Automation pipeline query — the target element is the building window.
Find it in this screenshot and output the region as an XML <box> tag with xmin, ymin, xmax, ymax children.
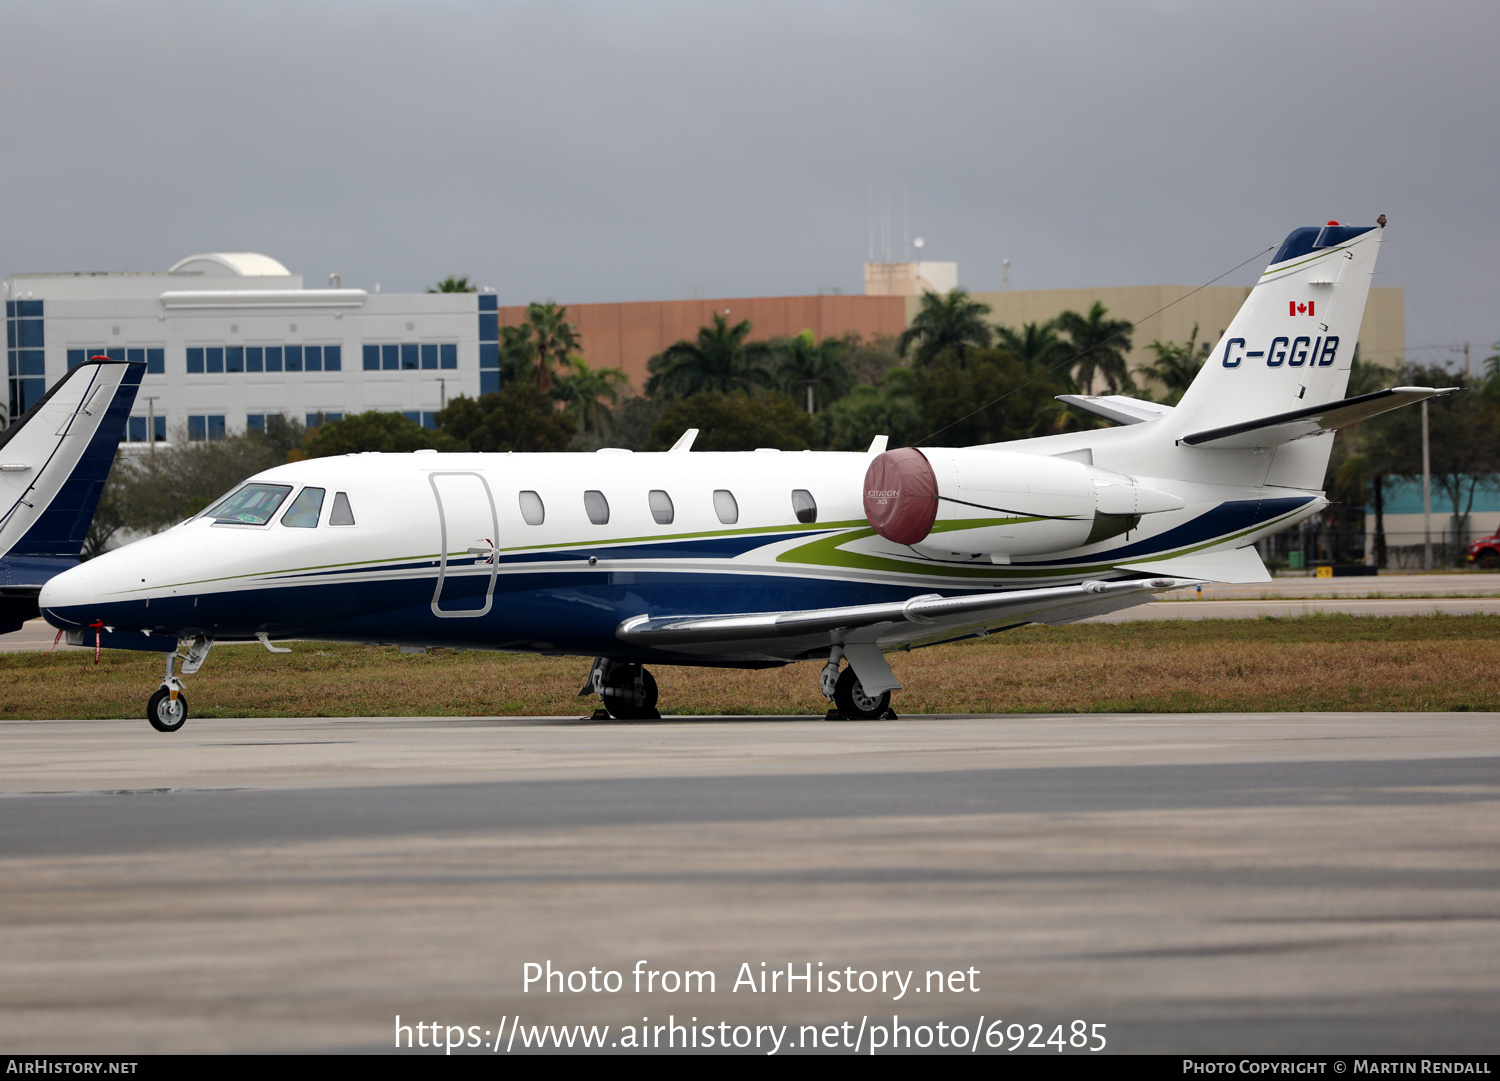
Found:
<box><xmin>187</xmin><ymin>415</ymin><xmax>226</xmax><ymax>441</ymax></box>
<box><xmin>305</xmin><ymin>412</ymin><xmax>343</xmax><ymax>428</ymax></box>
<box><xmin>127</xmin><ymin>416</ymin><xmax>167</xmax><ymax>443</ymax></box>
<box><xmin>188</xmin><ymin>343</ymin><xmax>338</xmax><ymax>374</ymax></box>
<box><xmin>480</xmin><ymin>371</ymin><xmax>500</xmax><ymax>395</ymax></box>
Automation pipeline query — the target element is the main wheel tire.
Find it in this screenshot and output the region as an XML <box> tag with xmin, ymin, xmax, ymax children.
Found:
<box><xmin>1479</xmin><ymin>550</ymin><xmax>1500</xmax><ymax>570</ymax></box>
<box><xmin>147</xmin><ymin>687</ymin><xmax>188</xmax><ymax>733</ymax></box>
<box><xmin>833</xmin><ymin>667</ymin><xmax>890</xmax><ymax>720</ymax></box>
<box><xmin>601</xmin><ymin>664</ymin><xmax>659</xmax><ymax>720</ymax></box>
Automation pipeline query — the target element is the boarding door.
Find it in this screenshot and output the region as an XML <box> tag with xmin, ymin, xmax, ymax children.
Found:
<box><xmin>429</xmin><ymin>472</ymin><xmax>499</xmax><ymax>618</ymax></box>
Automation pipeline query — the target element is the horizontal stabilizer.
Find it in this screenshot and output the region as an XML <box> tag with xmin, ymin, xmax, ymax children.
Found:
<box><xmin>1117</xmin><ymin>545</ymin><xmax>1271</xmax><ymax>584</ymax></box>
<box><xmin>1057</xmin><ymin>394</ymin><xmax>1175</xmax><ymax>426</ymax></box>
<box><xmin>1180</xmin><ymin>386</ymin><xmax>1459</xmax><ymax>449</ymax></box>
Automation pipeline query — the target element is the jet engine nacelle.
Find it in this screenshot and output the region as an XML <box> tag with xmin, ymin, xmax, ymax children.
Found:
<box><xmin>863</xmin><ymin>446</ymin><xmax>1184</xmax><ymax>558</ymax></box>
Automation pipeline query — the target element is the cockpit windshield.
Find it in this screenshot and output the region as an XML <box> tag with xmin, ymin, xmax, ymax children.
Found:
<box><xmin>207</xmin><ymin>483</ymin><xmax>294</xmax><ymax>526</ymax></box>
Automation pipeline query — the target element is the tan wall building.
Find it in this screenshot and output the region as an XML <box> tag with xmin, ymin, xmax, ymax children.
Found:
<box><xmin>492</xmin><ymin>284</ymin><xmax>1403</xmax><ymax>397</ymax></box>
<box><xmin>946</xmin><ymin>284</ymin><xmax>1406</xmax><ymax>386</ymax></box>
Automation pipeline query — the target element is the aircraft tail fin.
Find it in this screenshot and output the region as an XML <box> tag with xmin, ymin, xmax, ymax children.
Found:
<box><xmin>0</xmin><ymin>357</ymin><xmax>143</xmax><ymax>562</ymax></box>
<box><xmin>1169</xmin><ymin>221</ymin><xmax>1384</xmax><ymax>441</ymax></box>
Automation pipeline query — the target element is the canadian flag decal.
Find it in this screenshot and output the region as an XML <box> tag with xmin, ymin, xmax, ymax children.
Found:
<box><xmin>1290</xmin><ymin>300</ymin><xmax>1315</xmax><ymax>317</ymax></box>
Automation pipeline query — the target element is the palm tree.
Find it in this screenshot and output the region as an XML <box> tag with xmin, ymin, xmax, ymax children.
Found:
<box><xmin>427</xmin><ymin>275</ymin><xmax>477</xmax><ymax>294</ymax></box>
<box><xmin>1137</xmin><ymin>323</ymin><xmax>1212</xmax><ymax>403</ymax></box>
<box><xmin>645</xmin><ymin>313</ymin><xmax>775</xmax><ymax>399</ymax></box>
<box><xmin>552</xmin><ymin>357</ymin><xmax>629</xmax><ymax>435</ymax></box>
<box><xmin>523</xmin><ymin>301</ymin><xmax>581</xmax><ymax>393</ymax></box>
<box><xmin>1054</xmin><ymin>302</ymin><xmax>1134</xmax><ymax>394</ymax></box>
<box><xmin>898</xmin><ymin>289</ymin><xmax>993</xmax><ymax>367</ymax></box>
<box><xmin>497</xmin><ymin>323</ymin><xmax>537</xmax><ymax>385</ymax></box>
<box><xmin>993</xmin><ymin>321</ymin><xmax>1073</xmax><ymax>378</ymax></box>
<box><xmin>774</xmin><ymin>330</ymin><xmax>854</xmax><ymax>414</ymax></box>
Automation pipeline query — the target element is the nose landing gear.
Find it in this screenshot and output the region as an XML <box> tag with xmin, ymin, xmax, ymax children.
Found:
<box><xmin>145</xmin><ymin>636</ymin><xmax>212</xmax><ymax>733</ymax></box>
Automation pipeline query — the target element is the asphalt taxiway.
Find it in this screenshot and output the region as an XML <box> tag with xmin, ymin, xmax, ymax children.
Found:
<box><xmin>3</xmin><ymin>711</ymin><xmax>1498</xmax><ymax>1054</ymax></box>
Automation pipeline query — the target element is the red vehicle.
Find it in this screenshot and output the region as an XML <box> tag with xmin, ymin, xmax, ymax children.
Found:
<box><xmin>1468</xmin><ymin>533</ymin><xmax>1500</xmax><ymax>569</ymax></box>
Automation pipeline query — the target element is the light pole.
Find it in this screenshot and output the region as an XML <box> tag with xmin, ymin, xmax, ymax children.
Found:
<box><xmin>1422</xmin><ymin>399</ymin><xmax>1432</xmax><ymax>570</ymax></box>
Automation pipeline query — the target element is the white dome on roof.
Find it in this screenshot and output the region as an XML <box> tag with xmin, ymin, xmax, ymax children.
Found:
<box><xmin>168</xmin><ymin>253</ymin><xmax>292</xmax><ymax>277</ymax></box>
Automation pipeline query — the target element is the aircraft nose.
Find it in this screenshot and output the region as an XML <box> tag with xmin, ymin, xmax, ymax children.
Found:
<box><xmin>39</xmin><ymin>562</ymin><xmax>96</xmax><ymax>622</ymax></box>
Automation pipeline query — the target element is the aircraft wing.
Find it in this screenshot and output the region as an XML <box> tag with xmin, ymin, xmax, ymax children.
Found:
<box><xmin>1180</xmin><ymin>386</ymin><xmax>1459</xmax><ymax>449</ymax></box>
<box><xmin>616</xmin><ymin>577</ymin><xmax>1193</xmax><ymax>693</ymax></box>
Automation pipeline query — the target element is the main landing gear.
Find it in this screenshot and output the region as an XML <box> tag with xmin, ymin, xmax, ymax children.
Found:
<box><xmin>821</xmin><ymin>646</ymin><xmax>898</xmax><ymax>721</ymax></box>
<box><xmin>146</xmin><ymin>636</ymin><xmax>212</xmax><ymax>733</ymax></box>
<box><xmin>581</xmin><ymin>657</ymin><xmax>661</xmax><ymax>720</ymax></box>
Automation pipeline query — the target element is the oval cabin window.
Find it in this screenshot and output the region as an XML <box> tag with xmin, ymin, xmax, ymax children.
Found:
<box><xmin>648</xmin><ymin>490</ymin><xmax>674</xmax><ymax>525</ymax></box>
<box><xmin>713</xmin><ymin>489</ymin><xmax>738</xmax><ymax>525</ymax></box>
<box><xmin>584</xmin><ymin>490</ymin><xmax>610</xmax><ymax>525</ymax></box>
<box><xmin>791</xmin><ymin>489</ymin><xmax>817</xmax><ymax>524</ymax></box>
<box><xmin>518</xmin><ymin>491</ymin><xmax>545</xmax><ymax>526</ymax></box>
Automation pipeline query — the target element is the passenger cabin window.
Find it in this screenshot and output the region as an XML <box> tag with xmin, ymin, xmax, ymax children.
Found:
<box><xmin>648</xmin><ymin>489</ymin><xmax>674</xmax><ymax>525</ymax></box>
<box><xmin>329</xmin><ymin>491</ymin><xmax>356</xmax><ymax>526</ymax></box>
<box><xmin>584</xmin><ymin>490</ymin><xmax>610</xmax><ymax>525</ymax></box>
<box><xmin>519</xmin><ymin>491</ymin><xmax>545</xmax><ymax>525</ymax></box>
<box><xmin>713</xmin><ymin>489</ymin><xmax>738</xmax><ymax>525</ymax></box>
<box><xmin>791</xmin><ymin>489</ymin><xmax>817</xmax><ymax>524</ymax></box>
<box><xmin>281</xmin><ymin>487</ymin><xmax>326</xmax><ymax>528</ymax></box>
<box><xmin>209</xmin><ymin>483</ymin><xmax>292</xmax><ymax>526</ymax></box>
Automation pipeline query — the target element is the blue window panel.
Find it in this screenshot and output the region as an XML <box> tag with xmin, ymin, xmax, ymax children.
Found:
<box><xmin>188</xmin><ymin>415</ymin><xmax>206</xmax><ymax>441</ymax></box>
<box><xmin>324</xmin><ymin>345</ymin><xmax>341</xmax><ymax>371</ymax></box>
<box><xmin>421</xmin><ymin>343</ymin><xmax>438</xmax><ymax>370</ymax></box>
<box><xmin>363</xmin><ymin>345</ymin><xmax>380</xmax><ymax>371</ymax></box>
<box><xmin>306</xmin><ymin>412</ymin><xmax>344</xmax><ymax>428</ymax></box>
<box><xmin>20</xmin><ymin>351</ymin><xmax>45</xmax><ymax>376</ymax></box>
<box><xmin>421</xmin><ymin>411</ymin><xmax>437</xmax><ymax>429</ymax></box>
<box><xmin>285</xmin><ymin>346</ymin><xmax>303</xmax><ymax>372</ymax></box>
<box><xmin>246</xmin><ymin>414</ymin><xmax>265</xmax><ymax>432</ymax></box>
<box><xmin>381</xmin><ymin>344</ymin><xmax>399</xmax><ymax>371</ymax></box>
<box><xmin>400</xmin><ymin>343</ymin><xmax>418</xmax><ymax>370</ymax></box>
<box><xmin>305</xmin><ymin>345</ymin><xmax>322</xmax><ymax>372</ymax></box>
<box><xmin>153</xmin><ymin>416</ymin><xmax>166</xmax><ymax>442</ymax></box>
<box><xmin>479</xmin><ymin>342</ymin><xmax>499</xmax><ymax>369</ymax></box>
<box><xmin>6</xmin><ymin>351</ymin><xmax>13</xmax><ymax>376</ymax></box>
<box><xmin>327</xmin><ymin>413</ymin><xmax>342</xmax><ymax>423</ymax></box>
<box><xmin>207</xmin><ymin>415</ymin><xmax>225</xmax><ymax>441</ymax></box>
<box><xmin>128</xmin><ymin>417</ymin><xmax>146</xmax><ymax>442</ymax></box>
<box><xmin>67</xmin><ymin>349</ymin><xmax>85</xmax><ymax>370</ymax></box>
<box><xmin>402</xmin><ymin>411</ymin><xmax>420</xmax><ymax>425</ymax></box>
<box><xmin>5</xmin><ymin>322</ymin><xmax>13</xmax><ymax>349</ymax></box>
<box><xmin>441</xmin><ymin>342</ymin><xmax>458</xmax><ymax>369</ymax></box>
<box><xmin>4</xmin><ymin>302</ymin><xmax>12</xmax><ymax>317</ymax></box>
<box><xmin>480</xmin><ymin>371</ymin><xmax>501</xmax><ymax>395</ymax></box>
<box><xmin>246</xmin><ymin>347</ymin><xmax>263</xmax><ymax>373</ymax></box>
<box><xmin>187</xmin><ymin>348</ymin><xmax>204</xmax><ymax>374</ymax></box>
<box><xmin>17</xmin><ymin>300</ymin><xmax>42</xmax><ymax>318</ymax></box>
<box><xmin>147</xmin><ymin>348</ymin><xmax>164</xmax><ymax>374</ymax></box>
<box><xmin>478</xmin><ymin>312</ymin><xmax>498</xmax><ymax>342</ymax></box>
<box><xmin>105</xmin><ymin>348</ymin><xmax>125</xmax><ymax>361</ymax></box>
<box><xmin>16</xmin><ymin>321</ymin><xmax>44</xmax><ymax>348</ymax></box>
<box><xmin>265</xmin><ymin>346</ymin><xmax>283</xmax><ymax>372</ymax></box>
<box><xmin>11</xmin><ymin>377</ymin><xmax>45</xmax><ymax>416</ymax></box>
<box><xmin>206</xmin><ymin>347</ymin><xmax>224</xmax><ymax>374</ymax></box>
<box><xmin>478</xmin><ymin>294</ymin><xmax>497</xmax><ymax>312</ymax></box>
<box><xmin>226</xmin><ymin>347</ymin><xmax>244</xmax><ymax>373</ymax></box>
<box><xmin>127</xmin><ymin>348</ymin><xmax>145</xmax><ymax>365</ymax></box>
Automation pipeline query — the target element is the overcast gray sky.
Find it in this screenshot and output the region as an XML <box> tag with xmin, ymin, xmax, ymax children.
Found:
<box><xmin>2</xmin><ymin>1</ymin><xmax>1494</xmax><ymax>367</ymax></box>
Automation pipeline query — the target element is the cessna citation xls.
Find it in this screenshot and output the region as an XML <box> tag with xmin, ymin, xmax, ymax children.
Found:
<box><xmin>41</xmin><ymin>220</ymin><xmax>1453</xmax><ymax>731</ymax></box>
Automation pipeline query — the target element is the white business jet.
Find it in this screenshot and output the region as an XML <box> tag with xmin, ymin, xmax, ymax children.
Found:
<box><xmin>0</xmin><ymin>357</ymin><xmax>142</xmax><ymax>632</ymax></box>
<box><xmin>40</xmin><ymin>220</ymin><xmax>1452</xmax><ymax>731</ymax></box>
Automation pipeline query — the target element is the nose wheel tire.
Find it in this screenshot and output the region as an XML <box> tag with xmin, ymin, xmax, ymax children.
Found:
<box><xmin>147</xmin><ymin>687</ymin><xmax>188</xmax><ymax>733</ymax></box>
<box><xmin>833</xmin><ymin>667</ymin><xmax>891</xmax><ymax>720</ymax></box>
<box><xmin>601</xmin><ymin>664</ymin><xmax>660</xmax><ymax>720</ymax></box>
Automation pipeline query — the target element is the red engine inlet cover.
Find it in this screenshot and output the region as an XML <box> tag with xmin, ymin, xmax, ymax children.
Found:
<box><xmin>863</xmin><ymin>447</ymin><xmax>939</xmax><ymax>545</ymax></box>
